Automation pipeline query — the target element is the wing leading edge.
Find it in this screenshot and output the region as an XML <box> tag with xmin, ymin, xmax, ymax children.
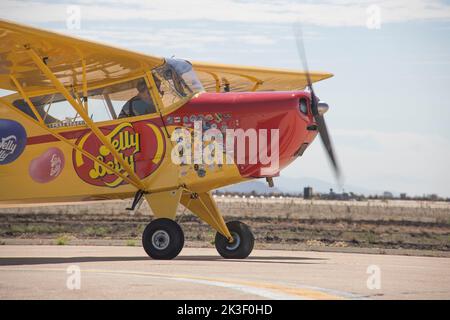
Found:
<box><xmin>0</xmin><ymin>19</ymin><xmax>164</xmax><ymax>95</ymax></box>
<box><xmin>0</xmin><ymin>20</ymin><xmax>332</xmax><ymax>95</ymax></box>
<box><xmin>192</xmin><ymin>61</ymin><xmax>333</xmax><ymax>92</ymax></box>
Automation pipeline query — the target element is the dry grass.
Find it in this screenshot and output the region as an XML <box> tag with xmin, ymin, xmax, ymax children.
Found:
<box><xmin>0</xmin><ymin>197</ymin><xmax>449</xmax><ymax>252</ymax></box>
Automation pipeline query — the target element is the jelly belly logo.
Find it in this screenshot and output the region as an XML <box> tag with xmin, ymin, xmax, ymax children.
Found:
<box><xmin>73</xmin><ymin>122</ymin><xmax>165</xmax><ymax>187</ymax></box>
<box><xmin>0</xmin><ymin>119</ymin><xmax>27</xmax><ymax>165</ymax></box>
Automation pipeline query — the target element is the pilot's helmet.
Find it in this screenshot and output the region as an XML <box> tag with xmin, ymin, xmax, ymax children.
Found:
<box><xmin>137</xmin><ymin>77</ymin><xmax>161</xmax><ymax>93</ymax></box>
<box><xmin>137</xmin><ymin>79</ymin><xmax>147</xmax><ymax>93</ymax></box>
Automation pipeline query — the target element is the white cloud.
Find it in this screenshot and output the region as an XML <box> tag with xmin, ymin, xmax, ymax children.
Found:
<box><xmin>54</xmin><ymin>27</ymin><xmax>278</xmax><ymax>54</ymax></box>
<box><xmin>0</xmin><ymin>0</ymin><xmax>449</xmax><ymax>27</ymax></box>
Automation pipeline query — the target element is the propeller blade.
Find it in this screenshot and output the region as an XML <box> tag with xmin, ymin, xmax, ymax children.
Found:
<box><xmin>293</xmin><ymin>21</ymin><xmax>341</xmax><ymax>182</ymax></box>
<box><xmin>315</xmin><ymin>114</ymin><xmax>341</xmax><ymax>180</ymax></box>
<box><xmin>293</xmin><ymin>23</ymin><xmax>318</xmax><ymax>115</ymax></box>
<box><xmin>294</xmin><ymin>23</ymin><xmax>312</xmax><ymax>90</ymax></box>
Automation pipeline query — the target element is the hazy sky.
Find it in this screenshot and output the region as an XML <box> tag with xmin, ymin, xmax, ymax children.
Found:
<box><xmin>1</xmin><ymin>0</ymin><xmax>450</xmax><ymax>196</ymax></box>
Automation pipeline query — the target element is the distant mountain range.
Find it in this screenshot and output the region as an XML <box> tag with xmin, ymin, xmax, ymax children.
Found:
<box><xmin>218</xmin><ymin>175</ymin><xmax>383</xmax><ymax>196</ymax></box>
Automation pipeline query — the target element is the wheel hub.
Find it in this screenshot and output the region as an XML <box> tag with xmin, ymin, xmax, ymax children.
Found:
<box><xmin>151</xmin><ymin>230</ymin><xmax>170</xmax><ymax>250</ymax></box>
<box><xmin>226</xmin><ymin>232</ymin><xmax>241</xmax><ymax>251</ymax></box>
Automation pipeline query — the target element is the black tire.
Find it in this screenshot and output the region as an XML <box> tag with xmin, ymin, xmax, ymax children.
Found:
<box><xmin>215</xmin><ymin>221</ymin><xmax>254</xmax><ymax>259</ymax></box>
<box><xmin>142</xmin><ymin>218</ymin><xmax>184</xmax><ymax>260</ymax></box>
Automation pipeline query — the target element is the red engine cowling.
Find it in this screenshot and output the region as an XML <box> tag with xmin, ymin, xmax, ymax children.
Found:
<box><xmin>169</xmin><ymin>91</ymin><xmax>319</xmax><ymax>178</ymax></box>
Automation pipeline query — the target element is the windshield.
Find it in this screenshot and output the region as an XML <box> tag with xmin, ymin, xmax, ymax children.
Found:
<box><xmin>11</xmin><ymin>59</ymin><xmax>204</xmax><ymax>127</ymax></box>
<box><xmin>166</xmin><ymin>58</ymin><xmax>204</xmax><ymax>93</ymax></box>
<box><xmin>152</xmin><ymin>58</ymin><xmax>204</xmax><ymax>108</ymax></box>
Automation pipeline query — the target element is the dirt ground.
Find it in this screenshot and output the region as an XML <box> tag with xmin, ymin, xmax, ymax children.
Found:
<box><xmin>0</xmin><ymin>197</ymin><xmax>449</xmax><ymax>256</ymax></box>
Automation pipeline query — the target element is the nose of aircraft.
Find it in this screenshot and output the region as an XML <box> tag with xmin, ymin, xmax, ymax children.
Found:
<box><xmin>181</xmin><ymin>91</ymin><xmax>318</xmax><ymax>178</ymax></box>
<box><xmin>231</xmin><ymin>91</ymin><xmax>318</xmax><ymax>178</ymax></box>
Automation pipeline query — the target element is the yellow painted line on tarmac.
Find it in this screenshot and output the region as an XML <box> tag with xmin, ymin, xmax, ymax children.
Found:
<box><xmin>0</xmin><ymin>267</ymin><xmax>346</xmax><ymax>300</ymax></box>
<box><xmin>149</xmin><ymin>272</ymin><xmax>344</xmax><ymax>300</ymax></box>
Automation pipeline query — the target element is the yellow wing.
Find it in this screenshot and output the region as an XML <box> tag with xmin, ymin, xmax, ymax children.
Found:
<box><xmin>0</xmin><ymin>19</ymin><xmax>164</xmax><ymax>95</ymax></box>
<box><xmin>0</xmin><ymin>19</ymin><xmax>332</xmax><ymax>96</ymax></box>
<box><xmin>192</xmin><ymin>61</ymin><xmax>333</xmax><ymax>92</ymax></box>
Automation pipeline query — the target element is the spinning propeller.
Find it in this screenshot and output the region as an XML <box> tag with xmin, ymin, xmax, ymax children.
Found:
<box><xmin>294</xmin><ymin>24</ymin><xmax>342</xmax><ymax>182</ymax></box>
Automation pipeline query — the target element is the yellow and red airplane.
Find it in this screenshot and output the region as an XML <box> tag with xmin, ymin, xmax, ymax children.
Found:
<box><xmin>0</xmin><ymin>20</ymin><xmax>339</xmax><ymax>259</ymax></box>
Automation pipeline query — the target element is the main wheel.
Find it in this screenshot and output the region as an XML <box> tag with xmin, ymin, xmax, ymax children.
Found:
<box><xmin>142</xmin><ymin>218</ymin><xmax>184</xmax><ymax>260</ymax></box>
<box><xmin>215</xmin><ymin>221</ymin><xmax>254</xmax><ymax>259</ymax></box>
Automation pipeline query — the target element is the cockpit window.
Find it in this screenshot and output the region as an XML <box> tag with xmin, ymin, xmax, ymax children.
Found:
<box><xmin>10</xmin><ymin>59</ymin><xmax>204</xmax><ymax>127</ymax></box>
<box><xmin>166</xmin><ymin>58</ymin><xmax>204</xmax><ymax>93</ymax></box>
<box><xmin>12</xmin><ymin>77</ymin><xmax>158</xmax><ymax>127</ymax></box>
<box><xmin>152</xmin><ymin>58</ymin><xmax>204</xmax><ymax>109</ymax></box>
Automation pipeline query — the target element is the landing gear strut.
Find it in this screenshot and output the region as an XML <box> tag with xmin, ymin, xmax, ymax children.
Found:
<box><xmin>215</xmin><ymin>221</ymin><xmax>254</xmax><ymax>259</ymax></box>
<box><xmin>142</xmin><ymin>218</ymin><xmax>184</xmax><ymax>260</ymax></box>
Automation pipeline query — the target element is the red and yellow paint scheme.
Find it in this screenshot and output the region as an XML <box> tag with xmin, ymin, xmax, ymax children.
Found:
<box><xmin>0</xmin><ymin>20</ymin><xmax>333</xmax><ymax>259</ymax></box>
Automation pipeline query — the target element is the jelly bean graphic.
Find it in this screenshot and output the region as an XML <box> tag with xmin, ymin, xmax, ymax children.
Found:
<box><xmin>29</xmin><ymin>147</ymin><xmax>65</xmax><ymax>183</ymax></box>
<box><xmin>0</xmin><ymin>119</ymin><xmax>27</xmax><ymax>165</ymax></box>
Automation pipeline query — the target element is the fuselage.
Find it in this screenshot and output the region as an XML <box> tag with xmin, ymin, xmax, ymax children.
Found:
<box><xmin>0</xmin><ymin>90</ymin><xmax>318</xmax><ymax>203</ymax></box>
<box><xmin>170</xmin><ymin>91</ymin><xmax>318</xmax><ymax>178</ymax></box>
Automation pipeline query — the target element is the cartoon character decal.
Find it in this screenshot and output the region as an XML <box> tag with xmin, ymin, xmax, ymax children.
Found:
<box><xmin>73</xmin><ymin>121</ymin><xmax>165</xmax><ymax>188</ymax></box>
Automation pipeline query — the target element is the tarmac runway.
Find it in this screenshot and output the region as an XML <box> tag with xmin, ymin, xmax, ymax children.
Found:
<box><xmin>0</xmin><ymin>245</ymin><xmax>449</xmax><ymax>299</ymax></box>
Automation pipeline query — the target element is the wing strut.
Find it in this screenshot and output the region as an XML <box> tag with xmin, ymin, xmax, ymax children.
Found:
<box><xmin>81</xmin><ymin>58</ymin><xmax>88</xmax><ymax>113</ymax></box>
<box><xmin>0</xmin><ymin>96</ymin><xmax>142</xmax><ymax>188</ymax></box>
<box><xmin>180</xmin><ymin>191</ymin><xmax>233</xmax><ymax>241</ymax></box>
<box><xmin>9</xmin><ymin>75</ymin><xmax>45</xmax><ymax>125</ymax></box>
<box><xmin>202</xmin><ymin>71</ymin><xmax>221</xmax><ymax>92</ymax></box>
<box><xmin>26</xmin><ymin>47</ymin><xmax>147</xmax><ymax>190</ymax></box>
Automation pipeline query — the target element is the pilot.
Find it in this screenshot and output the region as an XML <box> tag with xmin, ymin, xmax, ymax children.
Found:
<box><xmin>118</xmin><ymin>79</ymin><xmax>161</xmax><ymax>118</ymax></box>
